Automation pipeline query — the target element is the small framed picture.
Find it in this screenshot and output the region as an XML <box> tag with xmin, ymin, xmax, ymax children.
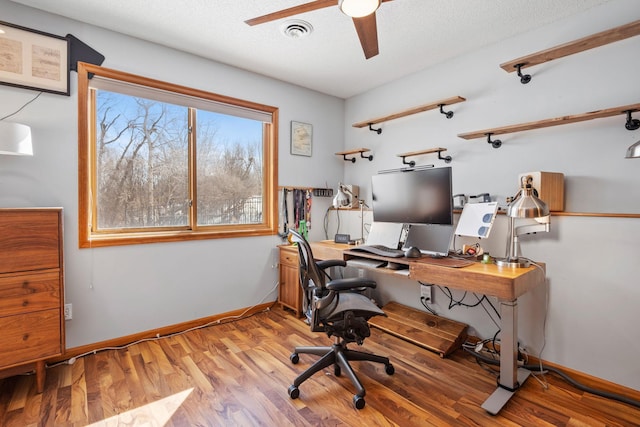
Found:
<box><xmin>0</xmin><ymin>21</ymin><xmax>70</xmax><ymax>96</ymax></box>
<box><xmin>291</xmin><ymin>121</ymin><xmax>312</xmax><ymax>157</ymax></box>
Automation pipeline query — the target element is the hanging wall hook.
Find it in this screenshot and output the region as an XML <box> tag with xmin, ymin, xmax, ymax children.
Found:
<box><xmin>515</xmin><ymin>63</ymin><xmax>532</xmax><ymax>84</ymax></box>
<box><xmin>624</xmin><ymin>110</ymin><xmax>640</xmax><ymax>131</ymax></box>
<box><xmin>368</xmin><ymin>123</ymin><xmax>382</xmax><ymax>134</ymax></box>
<box><xmin>439</xmin><ymin>104</ymin><xmax>454</xmax><ymax>119</ymax></box>
<box><xmin>486</xmin><ymin>133</ymin><xmax>502</xmax><ymax>149</ymax></box>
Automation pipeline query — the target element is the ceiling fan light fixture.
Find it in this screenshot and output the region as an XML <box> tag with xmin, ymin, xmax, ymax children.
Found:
<box><xmin>339</xmin><ymin>0</ymin><xmax>381</xmax><ymax>18</ymax></box>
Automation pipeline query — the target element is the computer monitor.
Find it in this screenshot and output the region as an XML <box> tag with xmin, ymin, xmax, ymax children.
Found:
<box><xmin>371</xmin><ymin>167</ymin><xmax>453</xmax><ymax>225</ymax></box>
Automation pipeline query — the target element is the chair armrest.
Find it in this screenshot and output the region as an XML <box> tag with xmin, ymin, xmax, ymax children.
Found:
<box><xmin>326</xmin><ymin>277</ymin><xmax>377</xmax><ymax>291</ymax></box>
<box><xmin>317</xmin><ymin>259</ymin><xmax>347</xmax><ymax>270</ymax></box>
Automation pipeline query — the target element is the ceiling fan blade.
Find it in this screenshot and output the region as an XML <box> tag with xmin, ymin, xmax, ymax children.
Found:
<box><xmin>352</xmin><ymin>13</ymin><xmax>379</xmax><ymax>59</ymax></box>
<box><xmin>245</xmin><ymin>0</ymin><xmax>338</xmax><ymax>26</ymax></box>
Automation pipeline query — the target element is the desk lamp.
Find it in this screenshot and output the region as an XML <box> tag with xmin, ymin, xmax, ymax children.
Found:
<box><xmin>0</xmin><ymin>122</ymin><xmax>33</xmax><ymax>156</ymax></box>
<box><xmin>496</xmin><ymin>176</ymin><xmax>550</xmax><ymax>268</ymax></box>
<box><xmin>626</xmin><ymin>139</ymin><xmax>640</xmax><ymax>158</ymax></box>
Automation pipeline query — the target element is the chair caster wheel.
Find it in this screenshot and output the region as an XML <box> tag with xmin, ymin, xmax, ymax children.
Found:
<box><xmin>334</xmin><ymin>365</ymin><xmax>341</xmax><ymax>376</ymax></box>
<box><xmin>385</xmin><ymin>364</ymin><xmax>395</xmax><ymax>375</ymax></box>
<box><xmin>288</xmin><ymin>385</ymin><xmax>299</xmax><ymax>399</ymax></box>
<box><xmin>290</xmin><ymin>353</ymin><xmax>299</xmax><ymax>364</ymax></box>
<box><xmin>353</xmin><ymin>395</ymin><xmax>366</xmax><ymax>409</ymax></box>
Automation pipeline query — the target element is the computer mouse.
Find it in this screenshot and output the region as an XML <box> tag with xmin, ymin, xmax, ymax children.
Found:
<box><xmin>404</xmin><ymin>246</ymin><xmax>422</xmax><ymax>258</ymax></box>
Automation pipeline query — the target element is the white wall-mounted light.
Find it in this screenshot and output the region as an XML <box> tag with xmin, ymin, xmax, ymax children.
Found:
<box><xmin>339</xmin><ymin>0</ymin><xmax>381</xmax><ymax>18</ymax></box>
<box><xmin>0</xmin><ymin>122</ymin><xmax>33</xmax><ymax>156</ymax></box>
<box><xmin>625</xmin><ymin>139</ymin><xmax>640</xmax><ymax>159</ymax></box>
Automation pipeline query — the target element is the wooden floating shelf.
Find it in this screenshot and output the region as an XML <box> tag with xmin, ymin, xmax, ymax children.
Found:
<box><xmin>397</xmin><ymin>147</ymin><xmax>451</xmax><ymax>165</ymax></box>
<box><xmin>501</xmin><ymin>19</ymin><xmax>640</xmax><ymax>72</ymax></box>
<box><xmin>352</xmin><ymin>96</ymin><xmax>466</xmax><ymax>128</ymax></box>
<box><xmin>335</xmin><ymin>147</ymin><xmax>373</xmax><ymax>163</ymax></box>
<box><xmin>458</xmin><ymin>102</ymin><xmax>640</xmax><ymax>140</ymax></box>
<box><xmin>397</xmin><ymin>147</ymin><xmax>447</xmax><ymax>158</ymax></box>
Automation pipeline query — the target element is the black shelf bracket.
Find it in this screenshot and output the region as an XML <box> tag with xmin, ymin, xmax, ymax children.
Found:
<box><xmin>624</xmin><ymin>110</ymin><xmax>640</xmax><ymax>131</ymax></box>
<box><xmin>360</xmin><ymin>151</ymin><xmax>374</xmax><ymax>161</ymax></box>
<box><xmin>486</xmin><ymin>133</ymin><xmax>502</xmax><ymax>149</ymax></box>
<box><xmin>439</xmin><ymin>104</ymin><xmax>454</xmax><ymax>119</ymax></box>
<box><xmin>368</xmin><ymin>123</ymin><xmax>382</xmax><ymax>134</ymax></box>
<box><xmin>341</xmin><ymin>154</ymin><xmax>357</xmax><ymax>163</ymax></box>
<box><xmin>400</xmin><ymin>155</ymin><xmax>416</xmax><ymax>168</ymax></box>
<box><xmin>515</xmin><ymin>63</ymin><xmax>532</xmax><ymax>84</ymax></box>
<box><xmin>438</xmin><ymin>150</ymin><xmax>452</xmax><ymax>163</ymax></box>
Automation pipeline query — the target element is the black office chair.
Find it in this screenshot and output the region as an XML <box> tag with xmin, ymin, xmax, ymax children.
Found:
<box><xmin>287</xmin><ymin>229</ymin><xmax>394</xmax><ymax>409</ymax></box>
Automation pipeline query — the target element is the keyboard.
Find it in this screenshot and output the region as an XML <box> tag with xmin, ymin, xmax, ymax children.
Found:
<box><xmin>350</xmin><ymin>244</ymin><xmax>405</xmax><ymax>258</ymax></box>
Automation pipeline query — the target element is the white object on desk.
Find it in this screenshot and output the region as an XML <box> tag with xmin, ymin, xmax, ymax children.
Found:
<box><xmin>455</xmin><ymin>202</ymin><xmax>498</xmax><ymax>238</ymax></box>
<box><xmin>365</xmin><ymin>221</ymin><xmax>403</xmax><ymax>248</ymax></box>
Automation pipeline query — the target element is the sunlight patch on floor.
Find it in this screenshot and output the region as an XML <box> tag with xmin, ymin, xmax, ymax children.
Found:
<box><xmin>87</xmin><ymin>388</ymin><xmax>193</xmax><ymax>426</ymax></box>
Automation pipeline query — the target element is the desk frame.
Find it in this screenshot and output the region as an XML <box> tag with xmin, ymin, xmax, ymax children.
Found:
<box><xmin>310</xmin><ymin>241</ymin><xmax>545</xmax><ymax>415</ymax></box>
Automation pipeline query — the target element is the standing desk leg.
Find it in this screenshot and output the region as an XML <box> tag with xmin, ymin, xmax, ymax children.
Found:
<box><xmin>481</xmin><ymin>299</ymin><xmax>531</xmax><ymax>415</ymax></box>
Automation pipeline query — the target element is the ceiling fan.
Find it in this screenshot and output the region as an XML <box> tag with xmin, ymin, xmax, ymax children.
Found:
<box><xmin>245</xmin><ymin>0</ymin><xmax>394</xmax><ymax>59</ymax></box>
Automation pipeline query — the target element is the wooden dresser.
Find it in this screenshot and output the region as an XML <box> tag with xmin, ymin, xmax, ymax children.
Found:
<box><xmin>278</xmin><ymin>244</ymin><xmax>302</xmax><ymax>317</ymax></box>
<box><xmin>0</xmin><ymin>208</ymin><xmax>65</xmax><ymax>392</ymax></box>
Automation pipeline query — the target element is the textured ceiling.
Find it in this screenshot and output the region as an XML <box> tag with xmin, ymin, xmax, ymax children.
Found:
<box><xmin>11</xmin><ymin>0</ymin><xmax>612</xmax><ymax>98</ymax></box>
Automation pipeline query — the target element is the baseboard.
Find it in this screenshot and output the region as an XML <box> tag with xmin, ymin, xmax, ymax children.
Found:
<box><xmin>49</xmin><ymin>302</ymin><xmax>274</xmax><ymax>364</ymax></box>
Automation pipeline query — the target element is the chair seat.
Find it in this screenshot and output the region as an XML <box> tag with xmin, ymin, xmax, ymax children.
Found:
<box><xmin>320</xmin><ymin>292</ymin><xmax>385</xmax><ymax>322</ymax></box>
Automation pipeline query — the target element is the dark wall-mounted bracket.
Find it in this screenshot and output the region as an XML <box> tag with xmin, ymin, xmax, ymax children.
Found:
<box><xmin>624</xmin><ymin>110</ymin><xmax>640</xmax><ymax>131</ymax></box>
<box><xmin>439</xmin><ymin>104</ymin><xmax>454</xmax><ymax>119</ymax></box>
<box><xmin>515</xmin><ymin>63</ymin><xmax>532</xmax><ymax>84</ymax></box>
<box><xmin>438</xmin><ymin>150</ymin><xmax>452</xmax><ymax>163</ymax></box>
<box><xmin>368</xmin><ymin>123</ymin><xmax>382</xmax><ymax>134</ymax></box>
<box><xmin>400</xmin><ymin>155</ymin><xmax>416</xmax><ymax>168</ymax></box>
<box><xmin>486</xmin><ymin>133</ymin><xmax>502</xmax><ymax>149</ymax></box>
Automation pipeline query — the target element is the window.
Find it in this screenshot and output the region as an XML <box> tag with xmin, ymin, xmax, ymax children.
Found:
<box><xmin>78</xmin><ymin>63</ymin><xmax>278</xmax><ymax>247</ymax></box>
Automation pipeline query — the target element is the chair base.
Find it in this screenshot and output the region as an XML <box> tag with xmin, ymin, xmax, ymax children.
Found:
<box><xmin>288</xmin><ymin>340</ymin><xmax>395</xmax><ymax>409</ymax></box>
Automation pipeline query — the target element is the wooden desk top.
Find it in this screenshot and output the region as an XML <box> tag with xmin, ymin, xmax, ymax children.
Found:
<box><xmin>308</xmin><ymin>240</ymin><xmax>545</xmax><ymax>301</ymax></box>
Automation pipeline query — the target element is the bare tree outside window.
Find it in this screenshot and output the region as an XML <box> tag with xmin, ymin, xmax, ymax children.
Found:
<box><xmin>95</xmin><ymin>92</ymin><xmax>265</xmax><ymax>231</ymax></box>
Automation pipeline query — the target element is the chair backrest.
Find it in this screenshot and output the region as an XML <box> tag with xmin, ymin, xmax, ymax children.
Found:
<box><xmin>288</xmin><ymin>229</ymin><xmax>332</xmax><ymax>330</ymax></box>
<box><xmin>288</xmin><ymin>229</ymin><xmax>326</xmax><ymax>294</ymax></box>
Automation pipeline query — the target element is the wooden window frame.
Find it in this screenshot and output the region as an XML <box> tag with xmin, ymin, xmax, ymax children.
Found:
<box><xmin>77</xmin><ymin>62</ymin><xmax>279</xmax><ymax>248</ymax></box>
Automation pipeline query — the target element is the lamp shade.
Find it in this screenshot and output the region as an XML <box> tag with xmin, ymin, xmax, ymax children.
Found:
<box><xmin>507</xmin><ymin>185</ymin><xmax>549</xmax><ymax>218</ymax></box>
<box><xmin>0</xmin><ymin>122</ymin><xmax>33</xmax><ymax>156</ymax></box>
<box><xmin>339</xmin><ymin>0</ymin><xmax>381</xmax><ymax>18</ymax></box>
<box><xmin>625</xmin><ymin>139</ymin><xmax>640</xmax><ymax>159</ymax></box>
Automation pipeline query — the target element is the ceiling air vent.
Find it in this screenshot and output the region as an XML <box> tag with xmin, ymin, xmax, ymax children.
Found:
<box><xmin>281</xmin><ymin>20</ymin><xmax>313</xmax><ymax>39</ymax></box>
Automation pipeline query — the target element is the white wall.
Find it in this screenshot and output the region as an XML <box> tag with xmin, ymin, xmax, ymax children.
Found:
<box><xmin>0</xmin><ymin>1</ymin><xmax>344</xmax><ymax>347</ymax></box>
<box><xmin>341</xmin><ymin>0</ymin><xmax>640</xmax><ymax>391</ymax></box>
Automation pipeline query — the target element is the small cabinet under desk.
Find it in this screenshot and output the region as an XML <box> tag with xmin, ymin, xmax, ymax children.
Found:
<box><xmin>0</xmin><ymin>208</ymin><xmax>65</xmax><ymax>393</ymax></box>
<box><xmin>278</xmin><ymin>245</ymin><xmax>303</xmax><ymax>317</ymax></box>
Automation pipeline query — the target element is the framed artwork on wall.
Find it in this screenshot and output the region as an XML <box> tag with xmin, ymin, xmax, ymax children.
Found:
<box><xmin>290</xmin><ymin>120</ymin><xmax>312</xmax><ymax>157</ymax></box>
<box><xmin>0</xmin><ymin>21</ymin><xmax>70</xmax><ymax>96</ymax></box>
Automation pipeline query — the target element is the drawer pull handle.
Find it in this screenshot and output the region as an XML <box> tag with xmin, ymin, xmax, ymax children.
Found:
<box><xmin>22</xmin><ymin>334</ymin><xmax>29</xmax><ymax>341</ymax></box>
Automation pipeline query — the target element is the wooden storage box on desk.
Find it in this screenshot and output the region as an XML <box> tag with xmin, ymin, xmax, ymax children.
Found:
<box><xmin>0</xmin><ymin>208</ymin><xmax>65</xmax><ymax>393</ymax></box>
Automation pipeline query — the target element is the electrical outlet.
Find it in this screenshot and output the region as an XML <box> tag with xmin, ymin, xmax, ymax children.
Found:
<box><xmin>64</xmin><ymin>303</ymin><xmax>72</xmax><ymax>320</ymax></box>
<box><xmin>357</xmin><ymin>268</ymin><xmax>365</xmax><ymax>278</ymax></box>
<box><xmin>420</xmin><ymin>284</ymin><xmax>434</xmax><ymax>303</ymax></box>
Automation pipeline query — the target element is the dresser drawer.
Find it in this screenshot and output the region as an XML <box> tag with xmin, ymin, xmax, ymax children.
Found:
<box><xmin>280</xmin><ymin>247</ymin><xmax>298</xmax><ymax>268</ymax></box>
<box><xmin>0</xmin><ymin>309</ymin><xmax>62</xmax><ymax>368</ymax></box>
<box><xmin>0</xmin><ymin>271</ymin><xmax>61</xmax><ymax>317</ymax></box>
<box><xmin>0</xmin><ymin>210</ymin><xmax>61</xmax><ymax>274</ymax></box>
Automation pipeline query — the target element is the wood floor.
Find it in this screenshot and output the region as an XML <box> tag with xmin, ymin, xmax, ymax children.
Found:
<box><xmin>1</xmin><ymin>305</ymin><xmax>639</xmax><ymax>426</ymax></box>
